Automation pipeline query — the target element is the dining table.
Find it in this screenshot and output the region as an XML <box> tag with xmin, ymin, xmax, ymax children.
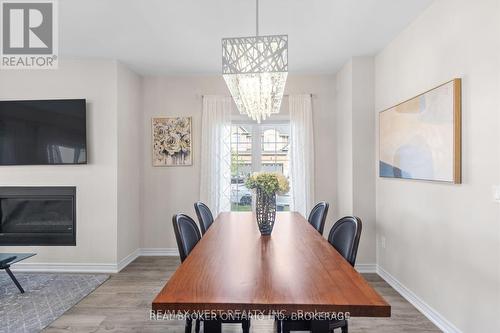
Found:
<box><xmin>152</xmin><ymin>211</ymin><xmax>390</xmax><ymax>332</ymax></box>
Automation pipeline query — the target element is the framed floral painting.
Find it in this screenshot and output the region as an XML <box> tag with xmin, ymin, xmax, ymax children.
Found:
<box><xmin>152</xmin><ymin>117</ymin><xmax>192</xmax><ymax>166</ymax></box>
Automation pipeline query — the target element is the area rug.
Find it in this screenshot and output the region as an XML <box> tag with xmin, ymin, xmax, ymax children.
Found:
<box><xmin>0</xmin><ymin>272</ymin><xmax>109</xmax><ymax>333</ymax></box>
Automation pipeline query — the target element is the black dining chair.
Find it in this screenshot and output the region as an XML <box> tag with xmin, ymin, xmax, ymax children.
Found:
<box><xmin>194</xmin><ymin>201</ymin><xmax>214</xmax><ymax>235</ymax></box>
<box><xmin>172</xmin><ymin>213</ymin><xmax>250</xmax><ymax>333</ymax></box>
<box><xmin>308</xmin><ymin>201</ymin><xmax>329</xmax><ymax>235</ymax></box>
<box><xmin>280</xmin><ymin>216</ymin><xmax>363</xmax><ymax>333</ymax></box>
<box><xmin>172</xmin><ymin>214</ymin><xmax>202</xmax><ymax>333</ymax></box>
<box><xmin>328</xmin><ymin>216</ymin><xmax>362</xmax><ymax>267</ymax></box>
<box><xmin>173</xmin><ymin>214</ymin><xmax>201</xmax><ymax>263</ymax></box>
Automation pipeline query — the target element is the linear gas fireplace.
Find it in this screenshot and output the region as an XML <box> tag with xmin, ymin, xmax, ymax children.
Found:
<box><xmin>0</xmin><ymin>187</ymin><xmax>76</xmax><ymax>246</ymax></box>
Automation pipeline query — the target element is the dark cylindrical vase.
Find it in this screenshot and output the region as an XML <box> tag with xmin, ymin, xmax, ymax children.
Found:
<box><xmin>255</xmin><ymin>188</ymin><xmax>277</xmax><ymax>236</ymax></box>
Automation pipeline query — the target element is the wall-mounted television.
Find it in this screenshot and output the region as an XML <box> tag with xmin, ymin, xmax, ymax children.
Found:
<box><xmin>0</xmin><ymin>99</ymin><xmax>87</xmax><ymax>165</ymax></box>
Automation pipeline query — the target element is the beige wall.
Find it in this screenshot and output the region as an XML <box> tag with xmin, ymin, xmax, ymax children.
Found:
<box><xmin>141</xmin><ymin>75</ymin><xmax>340</xmax><ymax>250</ymax></box>
<box><xmin>0</xmin><ymin>59</ymin><xmax>119</xmax><ymax>264</ymax></box>
<box><xmin>335</xmin><ymin>60</ymin><xmax>353</xmax><ymax>218</ymax></box>
<box><xmin>0</xmin><ymin>59</ymin><xmax>144</xmax><ymax>267</ymax></box>
<box><xmin>335</xmin><ymin>57</ymin><xmax>376</xmax><ymax>265</ymax></box>
<box><xmin>375</xmin><ymin>0</ymin><xmax>500</xmax><ymax>331</ymax></box>
<box><xmin>117</xmin><ymin>63</ymin><xmax>143</xmax><ymax>262</ymax></box>
<box><xmin>352</xmin><ymin>57</ymin><xmax>376</xmax><ymax>266</ymax></box>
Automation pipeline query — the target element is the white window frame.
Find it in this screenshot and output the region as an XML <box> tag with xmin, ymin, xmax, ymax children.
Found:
<box><xmin>231</xmin><ymin>118</ymin><xmax>290</xmax><ymax>173</ymax></box>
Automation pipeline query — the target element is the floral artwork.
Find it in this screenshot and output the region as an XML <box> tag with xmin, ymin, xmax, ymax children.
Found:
<box><xmin>152</xmin><ymin>117</ymin><xmax>192</xmax><ymax>166</ymax></box>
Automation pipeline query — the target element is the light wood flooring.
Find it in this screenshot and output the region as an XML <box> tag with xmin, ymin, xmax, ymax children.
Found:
<box><xmin>44</xmin><ymin>256</ymin><xmax>441</xmax><ymax>332</ymax></box>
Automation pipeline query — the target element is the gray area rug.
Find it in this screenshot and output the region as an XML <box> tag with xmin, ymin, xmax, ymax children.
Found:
<box><xmin>0</xmin><ymin>272</ymin><xmax>109</xmax><ymax>333</ymax></box>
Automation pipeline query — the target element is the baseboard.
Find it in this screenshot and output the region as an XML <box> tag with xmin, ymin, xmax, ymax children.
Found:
<box><xmin>12</xmin><ymin>262</ymin><xmax>120</xmax><ymax>273</ymax></box>
<box><xmin>355</xmin><ymin>263</ymin><xmax>377</xmax><ymax>273</ymax></box>
<box><xmin>138</xmin><ymin>247</ymin><xmax>179</xmax><ymax>256</ymax></box>
<box><xmin>377</xmin><ymin>265</ymin><xmax>461</xmax><ymax>333</ymax></box>
<box><xmin>12</xmin><ymin>249</ymin><xmax>142</xmax><ymax>274</ymax></box>
<box><xmin>9</xmin><ymin>248</ymin><xmax>178</xmax><ymax>273</ymax></box>
<box><xmin>117</xmin><ymin>248</ymin><xmax>140</xmax><ymax>272</ymax></box>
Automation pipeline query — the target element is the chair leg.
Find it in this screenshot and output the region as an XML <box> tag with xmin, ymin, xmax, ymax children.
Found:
<box><xmin>282</xmin><ymin>321</ymin><xmax>289</xmax><ymax>333</ymax></box>
<box><xmin>341</xmin><ymin>321</ymin><xmax>348</xmax><ymax>333</ymax></box>
<box><xmin>195</xmin><ymin>319</ymin><xmax>200</xmax><ymax>333</ymax></box>
<box><xmin>242</xmin><ymin>319</ymin><xmax>250</xmax><ymax>333</ymax></box>
<box><xmin>204</xmin><ymin>320</ymin><xmax>221</xmax><ymax>333</ymax></box>
<box><xmin>185</xmin><ymin>319</ymin><xmax>192</xmax><ymax>333</ymax></box>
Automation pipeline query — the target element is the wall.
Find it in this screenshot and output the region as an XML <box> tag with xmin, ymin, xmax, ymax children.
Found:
<box><xmin>375</xmin><ymin>0</ymin><xmax>500</xmax><ymax>331</ymax></box>
<box><xmin>0</xmin><ymin>59</ymin><xmax>119</xmax><ymax>265</ymax></box>
<box><xmin>335</xmin><ymin>57</ymin><xmax>376</xmax><ymax>265</ymax></box>
<box><xmin>0</xmin><ymin>59</ymin><xmax>144</xmax><ymax>269</ymax></box>
<box><xmin>335</xmin><ymin>61</ymin><xmax>353</xmax><ymax>218</ymax></box>
<box><xmin>117</xmin><ymin>63</ymin><xmax>143</xmax><ymax>262</ymax></box>
<box><xmin>141</xmin><ymin>75</ymin><xmax>338</xmax><ymax>250</ymax></box>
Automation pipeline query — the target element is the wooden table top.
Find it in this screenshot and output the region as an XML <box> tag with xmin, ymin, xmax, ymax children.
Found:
<box><xmin>153</xmin><ymin>212</ymin><xmax>390</xmax><ymax>317</ymax></box>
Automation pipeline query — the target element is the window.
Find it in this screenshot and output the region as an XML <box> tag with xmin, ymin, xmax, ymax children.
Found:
<box><xmin>230</xmin><ymin>122</ymin><xmax>292</xmax><ymax>211</ymax></box>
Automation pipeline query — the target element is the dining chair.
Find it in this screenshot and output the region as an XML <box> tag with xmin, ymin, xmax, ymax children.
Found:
<box><xmin>194</xmin><ymin>201</ymin><xmax>214</xmax><ymax>235</ymax></box>
<box><xmin>172</xmin><ymin>214</ymin><xmax>201</xmax><ymax>263</ymax></box>
<box><xmin>307</xmin><ymin>201</ymin><xmax>329</xmax><ymax>235</ymax></box>
<box><xmin>172</xmin><ymin>214</ymin><xmax>202</xmax><ymax>333</ymax></box>
<box><xmin>172</xmin><ymin>213</ymin><xmax>250</xmax><ymax>333</ymax></box>
<box><xmin>280</xmin><ymin>216</ymin><xmax>363</xmax><ymax>333</ymax></box>
<box><xmin>327</xmin><ymin>216</ymin><xmax>362</xmax><ymax>267</ymax></box>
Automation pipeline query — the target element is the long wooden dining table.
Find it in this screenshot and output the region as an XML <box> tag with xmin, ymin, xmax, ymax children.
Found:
<box><xmin>152</xmin><ymin>212</ymin><xmax>390</xmax><ymax>332</ymax></box>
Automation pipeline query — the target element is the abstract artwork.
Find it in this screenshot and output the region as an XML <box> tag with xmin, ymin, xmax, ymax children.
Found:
<box><xmin>152</xmin><ymin>117</ymin><xmax>192</xmax><ymax>166</ymax></box>
<box><xmin>379</xmin><ymin>79</ymin><xmax>461</xmax><ymax>183</ymax></box>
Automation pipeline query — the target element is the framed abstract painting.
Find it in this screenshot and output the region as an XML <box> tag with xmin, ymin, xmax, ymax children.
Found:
<box><xmin>379</xmin><ymin>79</ymin><xmax>461</xmax><ymax>183</ymax></box>
<box><xmin>152</xmin><ymin>117</ymin><xmax>192</xmax><ymax>167</ymax></box>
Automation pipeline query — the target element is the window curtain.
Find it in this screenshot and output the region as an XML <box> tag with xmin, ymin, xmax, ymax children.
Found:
<box><xmin>289</xmin><ymin>94</ymin><xmax>315</xmax><ymax>217</ymax></box>
<box><xmin>200</xmin><ymin>95</ymin><xmax>232</xmax><ymax>214</ymax></box>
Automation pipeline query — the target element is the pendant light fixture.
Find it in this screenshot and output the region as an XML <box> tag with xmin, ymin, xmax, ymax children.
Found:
<box><xmin>222</xmin><ymin>0</ymin><xmax>288</xmax><ymax>123</ymax></box>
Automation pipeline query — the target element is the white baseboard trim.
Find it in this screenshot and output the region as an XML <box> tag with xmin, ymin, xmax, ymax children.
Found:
<box><xmin>12</xmin><ymin>262</ymin><xmax>120</xmax><ymax>273</ymax></box>
<box><xmin>117</xmin><ymin>249</ymin><xmax>140</xmax><ymax>272</ymax></box>
<box><xmin>138</xmin><ymin>248</ymin><xmax>179</xmax><ymax>256</ymax></box>
<box><xmin>12</xmin><ymin>249</ymin><xmax>142</xmax><ymax>274</ymax></box>
<box><xmin>355</xmin><ymin>263</ymin><xmax>377</xmax><ymax>273</ymax></box>
<box><xmin>9</xmin><ymin>248</ymin><xmax>179</xmax><ymax>273</ymax></box>
<box><xmin>377</xmin><ymin>265</ymin><xmax>461</xmax><ymax>333</ymax></box>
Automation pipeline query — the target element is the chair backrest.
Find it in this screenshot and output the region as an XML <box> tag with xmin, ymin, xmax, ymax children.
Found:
<box><xmin>172</xmin><ymin>214</ymin><xmax>201</xmax><ymax>262</ymax></box>
<box><xmin>327</xmin><ymin>216</ymin><xmax>362</xmax><ymax>267</ymax></box>
<box><xmin>194</xmin><ymin>202</ymin><xmax>214</xmax><ymax>235</ymax></box>
<box><xmin>308</xmin><ymin>201</ymin><xmax>329</xmax><ymax>235</ymax></box>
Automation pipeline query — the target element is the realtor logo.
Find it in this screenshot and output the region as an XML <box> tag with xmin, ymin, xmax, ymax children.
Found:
<box><xmin>1</xmin><ymin>0</ymin><xmax>58</xmax><ymax>69</ymax></box>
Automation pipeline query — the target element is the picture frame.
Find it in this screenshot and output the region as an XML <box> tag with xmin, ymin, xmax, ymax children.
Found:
<box><xmin>379</xmin><ymin>79</ymin><xmax>461</xmax><ymax>183</ymax></box>
<box><xmin>152</xmin><ymin>116</ymin><xmax>193</xmax><ymax>167</ymax></box>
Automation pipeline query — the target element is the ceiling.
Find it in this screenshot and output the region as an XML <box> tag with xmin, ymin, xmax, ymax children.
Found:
<box><xmin>59</xmin><ymin>0</ymin><xmax>434</xmax><ymax>75</ymax></box>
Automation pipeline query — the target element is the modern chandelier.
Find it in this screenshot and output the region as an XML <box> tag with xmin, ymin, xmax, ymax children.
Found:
<box><xmin>222</xmin><ymin>0</ymin><xmax>288</xmax><ymax>123</ymax></box>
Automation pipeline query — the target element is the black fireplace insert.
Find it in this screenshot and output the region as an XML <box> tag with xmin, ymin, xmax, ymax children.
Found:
<box><xmin>0</xmin><ymin>187</ymin><xmax>76</xmax><ymax>246</ymax></box>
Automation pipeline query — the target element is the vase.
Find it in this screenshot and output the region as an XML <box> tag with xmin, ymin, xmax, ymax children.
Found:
<box><xmin>255</xmin><ymin>188</ymin><xmax>277</xmax><ymax>236</ymax></box>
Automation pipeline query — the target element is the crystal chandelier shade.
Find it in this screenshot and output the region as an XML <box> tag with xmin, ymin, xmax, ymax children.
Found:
<box><xmin>222</xmin><ymin>35</ymin><xmax>288</xmax><ymax>123</ymax></box>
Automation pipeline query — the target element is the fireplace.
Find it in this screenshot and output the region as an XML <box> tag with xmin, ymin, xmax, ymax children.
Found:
<box><xmin>0</xmin><ymin>187</ymin><xmax>76</xmax><ymax>246</ymax></box>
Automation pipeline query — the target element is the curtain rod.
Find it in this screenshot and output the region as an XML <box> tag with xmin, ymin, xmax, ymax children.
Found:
<box><xmin>200</xmin><ymin>93</ymin><xmax>314</xmax><ymax>98</ymax></box>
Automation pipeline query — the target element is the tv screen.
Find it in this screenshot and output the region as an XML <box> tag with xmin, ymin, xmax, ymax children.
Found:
<box><xmin>0</xmin><ymin>99</ymin><xmax>87</xmax><ymax>165</ymax></box>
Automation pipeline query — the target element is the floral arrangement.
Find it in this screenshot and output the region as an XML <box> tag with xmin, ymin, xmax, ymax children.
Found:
<box><xmin>245</xmin><ymin>172</ymin><xmax>290</xmax><ymax>196</ymax></box>
<box><xmin>152</xmin><ymin>117</ymin><xmax>192</xmax><ymax>166</ymax></box>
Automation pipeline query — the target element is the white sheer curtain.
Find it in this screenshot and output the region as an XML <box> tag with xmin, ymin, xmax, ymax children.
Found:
<box><xmin>200</xmin><ymin>95</ymin><xmax>232</xmax><ymax>214</ymax></box>
<box><xmin>289</xmin><ymin>94</ymin><xmax>315</xmax><ymax>217</ymax></box>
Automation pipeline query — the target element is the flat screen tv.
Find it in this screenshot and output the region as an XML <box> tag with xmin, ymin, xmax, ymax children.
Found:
<box><xmin>0</xmin><ymin>99</ymin><xmax>87</xmax><ymax>165</ymax></box>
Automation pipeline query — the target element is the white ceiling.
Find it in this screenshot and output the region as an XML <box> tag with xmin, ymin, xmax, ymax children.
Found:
<box><xmin>59</xmin><ymin>0</ymin><xmax>434</xmax><ymax>75</ymax></box>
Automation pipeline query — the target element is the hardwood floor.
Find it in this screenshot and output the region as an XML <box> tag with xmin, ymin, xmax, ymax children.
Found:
<box><xmin>44</xmin><ymin>256</ymin><xmax>440</xmax><ymax>332</ymax></box>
